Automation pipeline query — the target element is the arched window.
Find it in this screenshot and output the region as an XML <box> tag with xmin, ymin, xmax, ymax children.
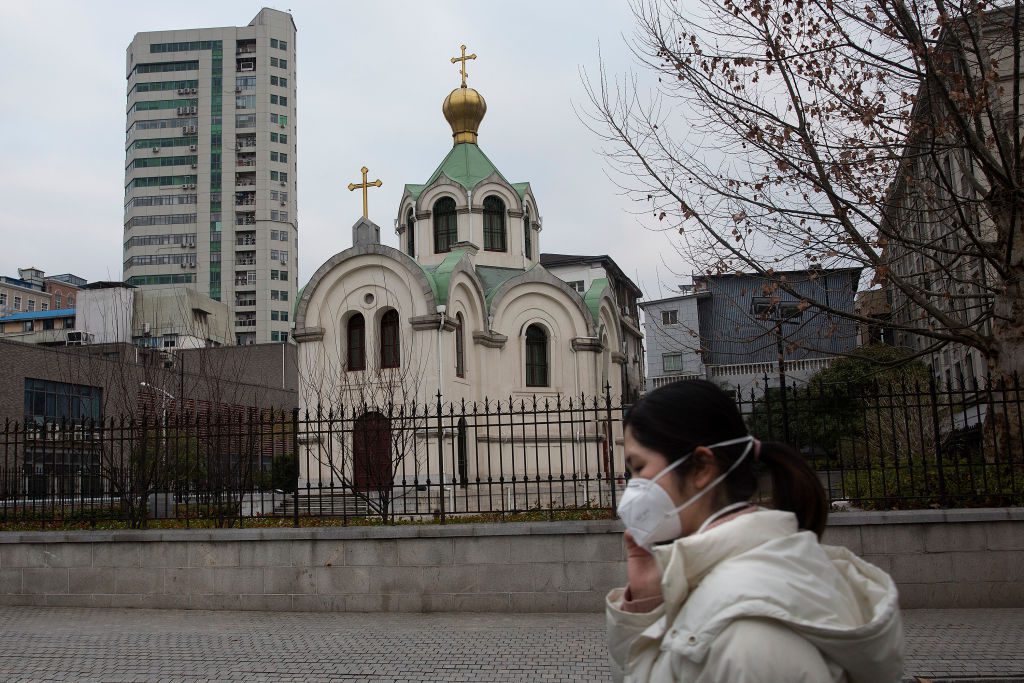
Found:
<box><xmin>455</xmin><ymin>312</ymin><xmax>465</xmax><ymax>378</ymax></box>
<box><xmin>405</xmin><ymin>207</ymin><xmax>416</xmax><ymax>258</ymax></box>
<box><xmin>346</xmin><ymin>313</ymin><xmax>365</xmax><ymax>371</ymax></box>
<box><xmin>523</xmin><ymin>209</ymin><xmax>532</xmax><ymax>260</ymax></box>
<box><xmin>380</xmin><ymin>309</ymin><xmax>400</xmax><ymax>369</ymax></box>
<box><xmin>433</xmin><ymin>197</ymin><xmax>457</xmax><ymax>253</ymax></box>
<box><xmin>525</xmin><ymin>324</ymin><xmax>548</xmax><ymax>387</ymax></box>
<box><xmin>483</xmin><ymin>196</ymin><xmax>506</xmax><ymax>252</ymax></box>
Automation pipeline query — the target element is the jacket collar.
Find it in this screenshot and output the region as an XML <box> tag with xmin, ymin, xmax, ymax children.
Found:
<box><xmin>650</xmin><ymin>509</ymin><xmax>798</xmax><ymax>614</ymax></box>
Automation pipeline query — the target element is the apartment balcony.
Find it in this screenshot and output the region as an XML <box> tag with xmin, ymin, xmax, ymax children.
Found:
<box><xmin>236</xmin><ymin>47</ymin><xmax>256</xmax><ymax>56</ymax></box>
<box><xmin>235</xmin><ymin>237</ymin><xmax>256</xmax><ymax>246</ymax></box>
<box><xmin>651</xmin><ymin>373</ymin><xmax>704</xmax><ymax>390</ymax></box>
<box><xmin>706</xmin><ymin>357</ymin><xmax>834</xmax><ymax>380</ymax></box>
<box><xmin>236</xmin><ymin>152</ymin><xmax>256</xmax><ymax>168</ymax></box>
<box><xmin>235</xmin><ymin>136</ymin><xmax>257</xmax><ymax>149</ymax></box>
<box><xmin>235</xmin><ymin>298</ymin><xmax>257</xmax><ymax>308</ymax></box>
<box><xmin>235</xmin><ymin>259</ymin><xmax>256</xmax><ymax>266</ymax></box>
<box><xmin>235</xmin><ymin>318</ymin><xmax>257</xmax><ymax>328</ymax></box>
<box><xmin>235</xmin><ymin>171</ymin><xmax>256</xmax><ymax>188</ymax></box>
<box><xmin>236</xmin><ymin>59</ymin><xmax>256</xmax><ymax>73</ymax></box>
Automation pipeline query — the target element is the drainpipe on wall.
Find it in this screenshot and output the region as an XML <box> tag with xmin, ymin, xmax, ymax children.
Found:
<box><xmin>436</xmin><ymin>304</ymin><xmax>448</xmax><ymax>501</ymax></box>
<box><xmin>436</xmin><ymin>304</ymin><xmax>447</xmax><ymax>395</ymax></box>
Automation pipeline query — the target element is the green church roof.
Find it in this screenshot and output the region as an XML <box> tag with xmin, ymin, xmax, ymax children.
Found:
<box><xmin>404</xmin><ymin>143</ymin><xmax>528</xmax><ymax>200</ymax></box>
<box><xmin>583</xmin><ymin>278</ymin><xmax>609</xmax><ymax>324</ymax></box>
<box><xmin>478</xmin><ymin>265</ymin><xmax>531</xmax><ymax>306</ymax></box>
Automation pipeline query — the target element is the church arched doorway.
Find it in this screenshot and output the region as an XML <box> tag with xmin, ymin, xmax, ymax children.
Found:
<box><xmin>353</xmin><ymin>411</ymin><xmax>393</xmax><ymax>493</ymax></box>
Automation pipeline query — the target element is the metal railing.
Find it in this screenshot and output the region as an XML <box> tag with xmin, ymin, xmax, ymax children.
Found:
<box><xmin>0</xmin><ymin>391</ymin><xmax>624</xmax><ymax>527</ymax></box>
<box><xmin>2</xmin><ymin>378</ymin><xmax>1020</xmax><ymax>528</ymax></box>
<box><xmin>736</xmin><ymin>373</ymin><xmax>1024</xmax><ymax>509</ymax></box>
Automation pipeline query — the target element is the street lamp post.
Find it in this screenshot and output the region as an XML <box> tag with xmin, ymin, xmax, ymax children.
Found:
<box><xmin>140</xmin><ymin>382</ymin><xmax>175</xmax><ymax>519</ymax></box>
<box><xmin>140</xmin><ymin>382</ymin><xmax>175</xmax><ymax>445</ymax></box>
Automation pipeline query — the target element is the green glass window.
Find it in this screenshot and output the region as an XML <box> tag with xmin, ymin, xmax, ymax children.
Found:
<box><xmin>380</xmin><ymin>310</ymin><xmax>400</xmax><ymax>369</ymax></box>
<box><xmin>483</xmin><ymin>196</ymin><xmax>507</xmax><ymax>252</ymax></box>
<box><xmin>132</xmin><ymin>61</ymin><xmax>199</xmax><ymax>76</ymax></box>
<box><xmin>525</xmin><ymin>325</ymin><xmax>549</xmax><ymax>387</ymax></box>
<box><xmin>405</xmin><ymin>208</ymin><xmax>415</xmax><ymax>257</ymax></box>
<box><xmin>524</xmin><ymin>210</ymin><xmax>532</xmax><ymax>259</ymax></box>
<box><xmin>347</xmin><ymin>313</ymin><xmax>365</xmax><ymax>371</ymax></box>
<box><xmin>433</xmin><ymin>197</ymin><xmax>457</xmax><ymax>253</ymax></box>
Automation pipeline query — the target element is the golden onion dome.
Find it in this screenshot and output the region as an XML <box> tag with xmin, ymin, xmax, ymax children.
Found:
<box><xmin>442</xmin><ymin>85</ymin><xmax>487</xmax><ymax>145</ymax></box>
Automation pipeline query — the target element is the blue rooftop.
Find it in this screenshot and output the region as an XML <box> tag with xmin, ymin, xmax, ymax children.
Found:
<box><xmin>0</xmin><ymin>308</ymin><xmax>76</xmax><ymax>323</ymax></box>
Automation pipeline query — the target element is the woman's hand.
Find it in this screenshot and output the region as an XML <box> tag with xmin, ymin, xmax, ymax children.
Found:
<box><xmin>624</xmin><ymin>531</ymin><xmax>662</xmax><ymax>601</ymax></box>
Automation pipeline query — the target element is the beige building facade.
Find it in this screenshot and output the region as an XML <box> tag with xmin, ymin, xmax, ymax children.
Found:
<box><xmin>123</xmin><ymin>8</ymin><xmax>297</xmax><ymax>346</ymax></box>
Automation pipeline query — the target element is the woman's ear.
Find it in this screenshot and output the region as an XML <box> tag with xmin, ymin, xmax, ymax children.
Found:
<box><xmin>690</xmin><ymin>446</ymin><xmax>719</xmax><ymax>489</ymax></box>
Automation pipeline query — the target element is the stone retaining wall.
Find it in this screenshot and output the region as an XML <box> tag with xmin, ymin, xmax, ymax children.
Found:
<box><xmin>0</xmin><ymin>508</ymin><xmax>1019</xmax><ymax>612</ymax></box>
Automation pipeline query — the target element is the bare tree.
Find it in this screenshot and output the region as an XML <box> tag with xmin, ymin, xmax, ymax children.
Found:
<box><xmin>46</xmin><ymin>289</ymin><xmax>287</xmax><ymax>527</ymax></box>
<box><xmin>585</xmin><ymin>0</ymin><xmax>1024</xmax><ymax>379</ymax></box>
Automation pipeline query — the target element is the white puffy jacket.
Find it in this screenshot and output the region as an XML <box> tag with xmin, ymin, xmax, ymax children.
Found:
<box><xmin>606</xmin><ymin>509</ymin><xmax>904</xmax><ymax>682</ymax></box>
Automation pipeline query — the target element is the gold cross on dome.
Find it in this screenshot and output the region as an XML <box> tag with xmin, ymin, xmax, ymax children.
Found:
<box><xmin>450</xmin><ymin>44</ymin><xmax>477</xmax><ymax>88</ymax></box>
<box><xmin>347</xmin><ymin>166</ymin><xmax>382</xmax><ymax>219</ymax></box>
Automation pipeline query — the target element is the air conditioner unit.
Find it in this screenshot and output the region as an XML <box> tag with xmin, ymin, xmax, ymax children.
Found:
<box><xmin>279</xmin><ymin>181</ymin><xmax>286</xmax><ymax>186</ymax></box>
<box><xmin>182</xmin><ymin>126</ymin><xmax>189</xmax><ymax>134</ymax></box>
<box><xmin>140</xmin><ymin>322</ymin><xmax>151</xmax><ymax>336</ymax></box>
<box><xmin>176</xmin><ymin>107</ymin><xmax>184</xmax><ymax>116</ymax></box>
<box><xmin>177</xmin><ymin>88</ymin><xmax>185</xmax><ymax>95</ymax></box>
<box><xmin>191</xmin><ymin>163</ymin><xmax>198</xmax><ymax>169</ymax></box>
<box><xmin>190</xmin><ymin>88</ymin><xmax>197</xmax><ymax>95</ymax></box>
<box><xmin>280</xmin><ymin>201</ymin><xmax>286</xmax><ymax>206</ymax></box>
<box><xmin>279</xmin><ymin>259</ymin><xmax>287</xmax><ymax>265</ymax></box>
<box><xmin>191</xmin><ymin>106</ymin><xmax>197</xmax><ymax>114</ymax></box>
<box><xmin>189</xmin><ymin>183</ymin><xmax>197</xmax><ymax>189</ymax></box>
<box><xmin>180</xmin><ymin>262</ymin><xmax>187</xmax><ymax>268</ymax></box>
<box><xmin>189</xmin><ymin>263</ymin><xmax>196</xmax><ymax>269</ymax></box>
<box><xmin>181</xmin><ymin>184</ymin><xmax>188</xmax><ymax>191</ymax></box>
<box><xmin>189</xmin><ymin>144</ymin><xmax>197</xmax><ymax>152</ymax></box>
<box><xmin>279</xmin><ymin>123</ymin><xmax>286</xmax><ymax>128</ymax></box>
<box><xmin>152</xmin><ymin>147</ymin><xmax>159</xmax><ymax>153</ymax></box>
<box><xmin>235</xmin><ymin>87</ymin><xmax>242</xmax><ymax>93</ymax></box>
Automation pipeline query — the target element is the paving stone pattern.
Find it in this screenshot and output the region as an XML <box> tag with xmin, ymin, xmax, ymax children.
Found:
<box><xmin>0</xmin><ymin>607</ymin><xmax>1019</xmax><ymax>682</ymax></box>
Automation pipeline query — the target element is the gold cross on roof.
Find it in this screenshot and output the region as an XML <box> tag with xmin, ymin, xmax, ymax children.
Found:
<box><xmin>450</xmin><ymin>44</ymin><xmax>477</xmax><ymax>88</ymax></box>
<box><xmin>347</xmin><ymin>166</ymin><xmax>382</xmax><ymax>219</ymax></box>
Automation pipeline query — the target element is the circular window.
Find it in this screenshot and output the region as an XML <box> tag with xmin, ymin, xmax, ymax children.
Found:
<box><xmin>363</xmin><ymin>293</ymin><xmax>375</xmax><ymax>306</ymax></box>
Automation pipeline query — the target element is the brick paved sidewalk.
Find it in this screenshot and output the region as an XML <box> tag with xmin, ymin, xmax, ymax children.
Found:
<box><xmin>0</xmin><ymin>606</ymin><xmax>1018</xmax><ymax>682</ymax></box>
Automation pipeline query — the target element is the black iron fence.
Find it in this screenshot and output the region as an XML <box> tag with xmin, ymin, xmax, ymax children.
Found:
<box><xmin>0</xmin><ymin>392</ymin><xmax>624</xmax><ymax>528</ymax></box>
<box><xmin>1</xmin><ymin>378</ymin><xmax>1021</xmax><ymax>528</ymax></box>
<box><xmin>739</xmin><ymin>374</ymin><xmax>1024</xmax><ymax>509</ymax></box>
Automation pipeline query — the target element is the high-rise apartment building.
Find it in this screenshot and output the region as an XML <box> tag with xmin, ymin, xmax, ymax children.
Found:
<box><xmin>124</xmin><ymin>8</ymin><xmax>297</xmax><ymax>345</ymax></box>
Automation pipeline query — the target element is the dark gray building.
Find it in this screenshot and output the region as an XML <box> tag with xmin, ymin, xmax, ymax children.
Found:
<box><xmin>640</xmin><ymin>268</ymin><xmax>861</xmax><ymax>396</ymax></box>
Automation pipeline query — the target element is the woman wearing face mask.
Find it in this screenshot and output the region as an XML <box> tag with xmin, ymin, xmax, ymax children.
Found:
<box><xmin>607</xmin><ymin>380</ymin><xmax>903</xmax><ymax>683</ymax></box>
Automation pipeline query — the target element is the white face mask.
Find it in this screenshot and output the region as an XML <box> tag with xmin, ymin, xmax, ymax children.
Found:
<box><xmin>617</xmin><ymin>436</ymin><xmax>755</xmax><ymax>550</ymax></box>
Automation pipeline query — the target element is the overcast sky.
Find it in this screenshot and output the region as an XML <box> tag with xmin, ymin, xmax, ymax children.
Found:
<box><xmin>0</xmin><ymin>1</ymin><xmax>686</xmax><ymax>300</ymax></box>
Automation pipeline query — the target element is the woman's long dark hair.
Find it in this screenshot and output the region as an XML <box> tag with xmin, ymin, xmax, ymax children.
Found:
<box><xmin>623</xmin><ymin>379</ymin><xmax>827</xmax><ymax>537</ymax></box>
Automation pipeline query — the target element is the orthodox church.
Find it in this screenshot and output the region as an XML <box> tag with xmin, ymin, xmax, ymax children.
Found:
<box><xmin>293</xmin><ymin>51</ymin><xmax>629</xmax><ymax>418</ymax></box>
